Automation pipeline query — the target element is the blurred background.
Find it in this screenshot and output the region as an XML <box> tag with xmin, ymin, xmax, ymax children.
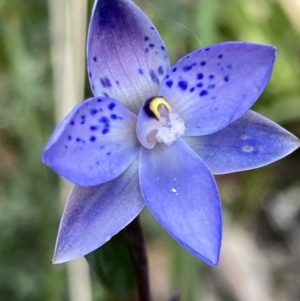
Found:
<box><xmin>0</xmin><ymin>0</ymin><xmax>300</xmax><ymax>300</ymax></box>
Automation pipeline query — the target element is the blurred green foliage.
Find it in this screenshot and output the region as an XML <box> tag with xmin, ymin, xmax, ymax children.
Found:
<box><xmin>0</xmin><ymin>0</ymin><xmax>299</xmax><ymax>300</ymax></box>
<box><xmin>86</xmin><ymin>229</ymin><xmax>136</xmax><ymax>300</ymax></box>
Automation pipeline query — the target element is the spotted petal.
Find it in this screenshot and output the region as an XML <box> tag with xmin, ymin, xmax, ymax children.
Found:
<box><xmin>159</xmin><ymin>42</ymin><xmax>276</xmax><ymax>135</ymax></box>
<box><xmin>139</xmin><ymin>139</ymin><xmax>222</xmax><ymax>265</ymax></box>
<box><xmin>88</xmin><ymin>0</ymin><xmax>170</xmax><ymax>114</ymax></box>
<box><xmin>53</xmin><ymin>160</ymin><xmax>144</xmax><ymax>263</ymax></box>
<box><xmin>184</xmin><ymin>111</ymin><xmax>300</xmax><ymax>174</ymax></box>
<box><xmin>42</xmin><ymin>97</ymin><xmax>139</xmax><ymax>186</ymax></box>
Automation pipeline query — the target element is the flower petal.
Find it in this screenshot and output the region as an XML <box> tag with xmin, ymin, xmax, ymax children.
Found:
<box><xmin>159</xmin><ymin>42</ymin><xmax>277</xmax><ymax>135</ymax></box>
<box><xmin>184</xmin><ymin>111</ymin><xmax>300</xmax><ymax>174</ymax></box>
<box><xmin>53</xmin><ymin>160</ymin><xmax>144</xmax><ymax>264</ymax></box>
<box><xmin>43</xmin><ymin>97</ymin><xmax>139</xmax><ymax>186</ymax></box>
<box><xmin>139</xmin><ymin>139</ymin><xmax>222</xmax><ymax>265</ymax></box>
<box><xmin>88</xmin><ymin>0</ymin><xmax>170</xmax><ymax>114</ymax></box>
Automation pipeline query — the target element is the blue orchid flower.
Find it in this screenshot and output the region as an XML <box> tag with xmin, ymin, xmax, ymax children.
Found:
<box><xmin>42</xmin><ymin>0</ymin><xmax>300</xmax><ymax>266</ymax></box>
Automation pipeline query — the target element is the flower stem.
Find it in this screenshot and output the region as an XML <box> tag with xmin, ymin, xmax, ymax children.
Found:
<box><xmin>127</xmin><ymin>216</ymin><xmax>151</xmax><ymax>301</ymax></box>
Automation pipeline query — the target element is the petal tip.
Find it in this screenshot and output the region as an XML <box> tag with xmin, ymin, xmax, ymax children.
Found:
<box><xmin>270</xmin><ymin>45</ymin><xmax>278</xmax><ymax>60</ymax></box>
<box><xmin>41</xmin><ymin>149</ymin><xmax>50</xmax><ymax>166</ymax></box>
<box><xmin>258</xmin><ymin>43</ymin><xmax>277</xmax><ymax>65</ymax></box>
<box><xmin>51</xmin><ymin>250</ymin><xmax>77</xmax><ymax>264</ymax></box>
<box><xmin>51</xmin><ymin>255</ymin><xmax>63</xmax><ymax>265</ymax></box>
<box><xmin>205</xmin><ymin>254</ymin><xmax>220</xmax><ymax>266</ymax></box>
<box><xmin>192</xmin><ymin>243</ymin><xmax>221</xmax><ymax>266</ymax></box>
<box><xmin>267</xmin><ymin>44</ymin><xmax>277</xmax><ymax>54</ymax></box>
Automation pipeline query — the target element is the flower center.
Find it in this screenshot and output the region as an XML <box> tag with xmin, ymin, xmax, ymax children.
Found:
<box><xmin>144</xmin><ymin>97</ymin><xmax>172</xmax><ymax>120</ymax></box>
<box><xmin>136</xmin><ymin>96</ymin><xmax>185</xmax><ymax>149</ymax></box>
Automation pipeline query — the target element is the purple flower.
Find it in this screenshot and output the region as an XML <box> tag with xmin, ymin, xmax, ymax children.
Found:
<box><xmin>42</xmin><ymin>0</ymin><xmax>300</xmax><ymax>266</ymax></box>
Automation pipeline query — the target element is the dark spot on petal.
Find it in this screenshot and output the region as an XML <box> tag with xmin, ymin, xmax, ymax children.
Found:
<box><xmin>150</xmin><ymin>70</ymin><xmax>160</xmax><ymax>85</ymax></box>
<box><xmin>90</xmin><ymin>136</ymin><xmax>96</xmax><ymax>142</ymax></box>
<box><xmin>68</xmin><ymin>135</ymin><xmax>72</xmax><ymax>141</ymax></box>
<box><xmin>172</xmin><ymin>67</ymin><xmax>177</xmax><ymax>72</ymax></box>
<box><xmin>189</xmin><ymin>87</ymin><xmax>195</xmax><ymax>93</ymax></box>
<box><xmin>102</xmin><ymin>128</ymin><xmax>109</xmax><ymax>134</ymax></box>
<box><xmin>209</xmin><ymin>75</ymin><xmax>215</xmax><ymax>80</ymax></box>
<box><xmin>200</xmin><ymin>61</ymin><xmax>206</xmax><ymax>66</ymax></box>
<box><xmin>208</xmin><ymin>84</ymin><xmax>215</xmax><ymax>89</ymax></box>
<box><xmin>144</xmin><ymin>36</ymin><xmax>149</xmax><ymax>41</ymax></box>
<box><xmin>178</xmin><ymin>80</ymin><xmax>188</xmax><ymax>90</ymax></box>
<box><xmin>100</xmin><ymin>77</ymin><xmax>111</xmax><ymax>88</ymax></box>
<box><xmin>108</xmin><ymin>102</ymin><xmax>115</xmax><ymax>110</ymax></box>
<box><xmin>183</xmin><ymin>65</ymin><xmax>192</xmax><ymax>72</ymax></box>
<box><xmin>166</xmin><ymin>80</ymin><xmax>173</xmax><ymax>88</ymax></box>
<box><xmin>145</xmin><ymin>48</ymin><xmax>149</xmax><ymax>53</ymax></box>
<box><xmin>161</xmin><ymin>46</ymin><xmax>166</xmax><ymax>51</ymax></box>
<box><xmin>149</xmin><ymin>43</ymin><xmax>155</xmax><ymax>48</ymax></box>
<box><xmin>90</xmin><ymin>125</ymin><xmax>99</xmax><ymax>131</ymax></box>
<box><xmin>97</xmin><ymin>98</ymin><xmax>102</xmax><ymax>102</ymax></box>
<box><xmin>80</xmin><ymin>115</ymin><xmax>86</xmax><ymax>124</ymax></box>
<box><xmin>205</xmin><ymin>48</ymin><xmax>210</xmax><ymax>51</ymax></box>
<box><xmin>138</xmin><ymin>68</ymin><xmax>144</xmax><ymax>75</ymax></box>
<box><xmin>93</xmin><ymin>56</ymin><xmax>97</xmax><ymax>62</ymax></box>
<box><xmin>90</xmin><ymin>108</ymin><xmax>97</xmax><ymax>115</ymax></box>
<box><xmin>200</xmin><ymin>90</ymin><xmax>208</xmax><ymax>97</ymax></box>
<box><xmin>103</xmin><ymin>92</ymin><xmax>109</xmax><ymax>97</ymax></box>
<box><xmin>197</xmin><ymin>73</ymin><xmax>204</xmax><ymax>80</ymax></box>
<box><xmin>111</xmin><ymin>114</ymin><xmax>117</xmax><ymax>120</ymax></box>
<box><xmin>99</xmin><ymin>116</ymin><xmax>110</xmax><ymax>134</ymax></box>
<box><xmin>89</xmin><ymin>72</ymin><xmax>92</xmax><ymax>78</ymax></box>
<box><xmin>158</xmin><ymin>66</ymin><xmax>164</xmax><ymax>75</ymax></box>
<box><xmin>218</xmin><ymin>54</ymin><xmax>223</xmax><ymax>59</ymax></box>
<box><xmin>197</xmin><ymin>82</ymin><xmax>204</xmax><ymax>88</ymax></box>
<box><xmin>227</xmin><ymin>64</ymin><xmax>232</xmax><ymax>70</ymax></box>
<box><xmin>106</xmin><ymin>152</ymin><xmax>111</xmax><ymax>156</ymax></box>
<box><xmin>224</xmin><ymin>75</ymin><xmax>229</xmax><ymax>82</ymax></box>
<box><xmin>76</xmin><ymin>137</ymin><xmax>81</xmax><ymax>142</ymax></box>
<box><xmin>70</xmin><ymin>120</ymin><xmax>74</xmax><ymax>126</ymax></box>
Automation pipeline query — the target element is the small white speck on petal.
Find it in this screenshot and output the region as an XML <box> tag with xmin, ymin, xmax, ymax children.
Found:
<box><xmin>243</xmin><ymin>145</ymin><xmax>254</xmax><ymax>153</ymax></box>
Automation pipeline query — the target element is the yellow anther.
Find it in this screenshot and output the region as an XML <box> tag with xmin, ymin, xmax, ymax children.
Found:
<box><xmin>149</xmin><ymin>97</ymin><xmax>172</xmax><ymax>120</ymax></box>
